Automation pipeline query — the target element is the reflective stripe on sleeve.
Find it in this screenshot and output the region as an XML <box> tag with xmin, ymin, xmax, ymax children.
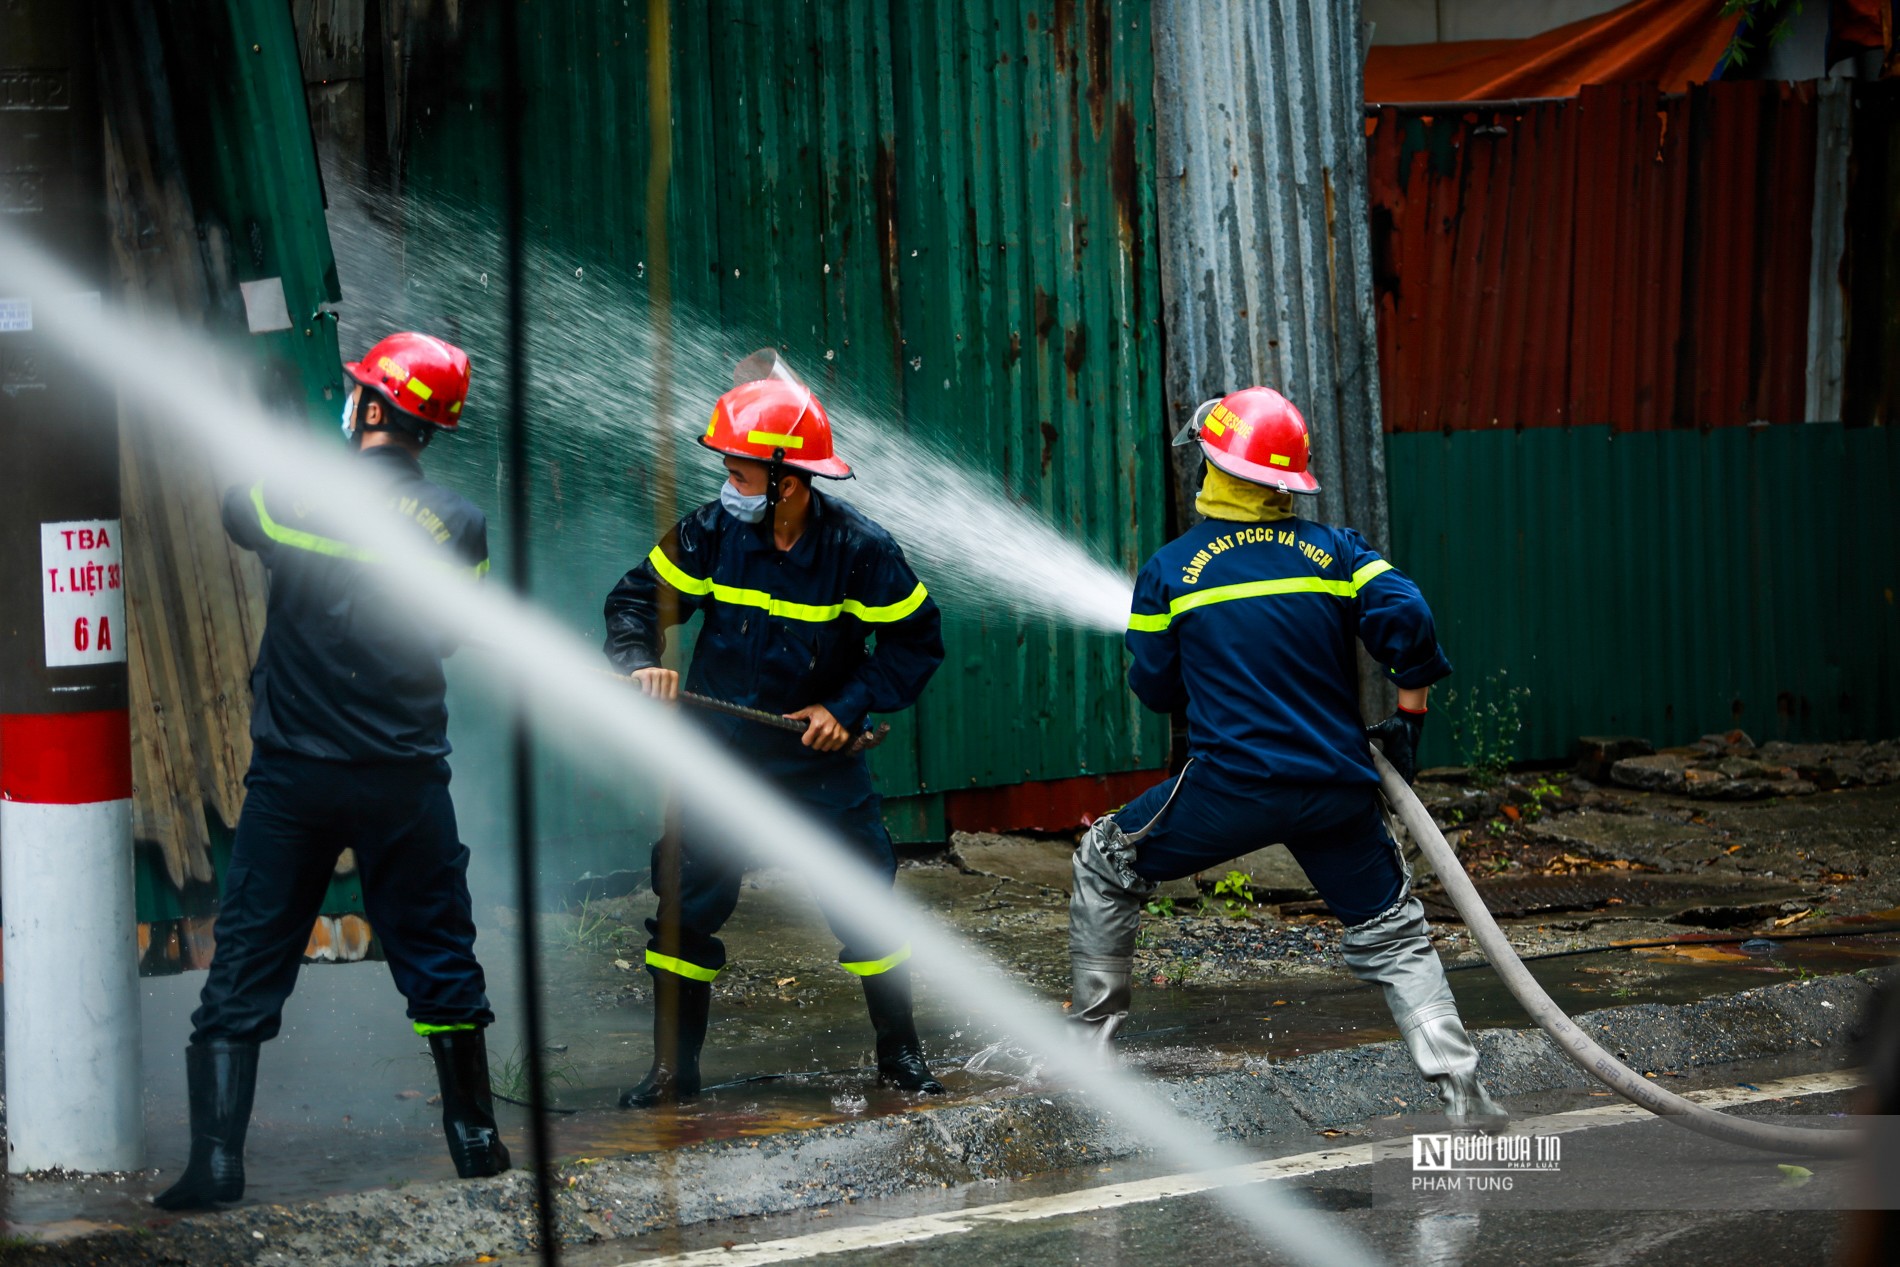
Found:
<box><xmin>1127</xmin><ymin>565</ymin><xmax>1393</xmax><ymax>634</ymax></box>
<box><xmin>843</xmin><ymin>581</ymin><xmax>928</xmax><ymax>623</ymax></box>
<box><xmin>645</xmin><ymin>949</ymin><xmax>721</xmax><ymax>981</ymax></box>
<box><xmin>252</xmin><ymin>483</ymin><xmax>376</xmax><ymax>561</ymax></box>
<box><xmin>1128</xmin><ymin>609</ymin><xmax>1171</xmax><ymax>633</ymax></box>
<box><xmin>1352</xmin><ymin>559</ymin><xmax>1393</xmax><ymax>588</ymax></box>
<box><xmin>646</xmin><ymin>544</ymin><xmax>716</xmax><ymax>595</ymax></box>
<box><xmin>839</xmin><ymin>943</ymin><xmax>911</xmax><ymax>977</ymax></box>
<box><xmin>646</xmin><ymin>539</ymin><xmax>718</xmax><ymax>592</ymax></box>
<box><xmin>251</xmin><ymin>484</ymin><xmax>490</xmax><ymax>576</ymax></box>
<box><xmin>646</xmin><ymin>546</ymin><xmax>928</xmax><ymax>625</ymax></box>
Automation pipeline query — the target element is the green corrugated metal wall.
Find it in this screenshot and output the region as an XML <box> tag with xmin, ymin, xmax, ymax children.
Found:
<box><xmin>389</xmin><ymin>0</ymin><xmax>1166</xmax><ymax>857</ymax></box>
<box><xmin>159</xmin><ymin>0</ymin><xmax>343</xmax><ymax>424</ymax></box>
<box><xmin>1388</xmin><ymin>424</ymin><xmax>1900</xmax><ymax>767</ymax></box>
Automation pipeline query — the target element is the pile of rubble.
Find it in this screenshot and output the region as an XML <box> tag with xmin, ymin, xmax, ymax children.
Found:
<box><xmin>1575</xmin><ymin>733</ymin><xmax>1900</xmax><ymax>800</ymax></box>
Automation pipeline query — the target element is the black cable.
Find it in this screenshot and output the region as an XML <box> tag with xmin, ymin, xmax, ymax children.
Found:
<box><xmin>499</xmin><ymin>3</ymin><xmax>558</xmax><ymax>1260</ymax></box>
<box><xmin>491</xmin><ymin>1089</ymin><xmax>581</xmax><ymax>1115</ymax></box>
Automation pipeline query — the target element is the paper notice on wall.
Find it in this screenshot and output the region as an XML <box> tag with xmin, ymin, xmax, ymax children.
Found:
<box><xmin>0</xmin><ymin>299</ymin><xmax>31</xmax><ymax>332</ymax></box>
<box><xmin>239</xmin><ymin>277</ymin><xmax>291</xmax><ymax>334</ymax></box>
<box><xmin>41</xmin><ymin>520</ymin><xmax>127</xmax><ymax>667</ymax></box>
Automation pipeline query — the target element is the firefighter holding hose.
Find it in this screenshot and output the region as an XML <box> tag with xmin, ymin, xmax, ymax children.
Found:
<box><xmin>603</xmin><ymin>354</ymin><xmax>946</xmax><ymax>1106</ymax></box>
<box><xmin>1068</xmin><ymin>387</ymin><xmax>1507</xmax><ymax>1129</ymax></box>
<box><xmin>155</xmin><ymin>334</ymin><xmax>509</xmax><ymax>1211</ymax></box>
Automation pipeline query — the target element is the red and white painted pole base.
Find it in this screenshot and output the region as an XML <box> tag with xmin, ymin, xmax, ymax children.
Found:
<box><xmin>0</xmin><ymin>709</ymin><xmax>142</xmax><ymax>1173</ymax></box>
<box><xmin>3</xmin><ymin>0</ymin><xmax>143</xmax><ymax>1174</ymax></box>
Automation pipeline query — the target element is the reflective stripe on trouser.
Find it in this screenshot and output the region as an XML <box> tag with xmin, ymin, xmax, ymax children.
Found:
<box><xmin>1339</xmin><ymin>894</ymin><xmax>1475</xmax><ymax>1081</ymax></box>
<box><xmin>645</xmin><ymin>949</ymin><xmax>721</xmax><ymax>982</ymax></box>
<box><xmin>645</xmin><ymin>746</ymin><xmax>899</xmax><ymax>982</ymax></box>
<box><xmin>1068</xmin><ymin>815</ymin><xmax>1152</xmax><ymax>1038</ymax></box>
<box><xmin>840</xmin><ymin>943</ymin><xmax>910</xmax><ymax>977</ymax></box>
<box><xmin>192</xmin><ymin>752</ymin><xmax>493</xmax><ymax>1045</ymax></box>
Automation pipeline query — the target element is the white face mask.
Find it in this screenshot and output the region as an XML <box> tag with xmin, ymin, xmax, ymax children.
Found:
<box><xmin>339</xmin><ymin>385</ymin><xmax>362</xmax><ymax>440</ymax></box>
<box><xmin>720</xmin><ymin>480</ymin><xmax>769</xmax><ymax>524</ymax></box>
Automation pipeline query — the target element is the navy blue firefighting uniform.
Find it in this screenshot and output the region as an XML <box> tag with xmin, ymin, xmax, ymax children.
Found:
<box><xmin>602</xmin><ymin>490</ymin><xmax>944</xmax><ymax>983</ymax></box>
<box><xmin>192</xmin><ymin>446</ymin><xmax>494</xmax><ymax>1044</ymax></box>
<box><xmin>1118</xmin><ymin>514</ymin><xmax>1452</xmax><ymax>925</ymax></box>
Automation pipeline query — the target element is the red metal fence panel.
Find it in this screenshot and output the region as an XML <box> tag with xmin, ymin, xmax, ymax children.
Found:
<box><xmin>1370</xmin><ymin>80</ymin><xmax>1820</xmax><ymax>432</ymax></box>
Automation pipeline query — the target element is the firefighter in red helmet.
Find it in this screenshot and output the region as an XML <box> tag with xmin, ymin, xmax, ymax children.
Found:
<box><xmin>340</xmin><ymin>331</ymin><xmax>472</xmax><ymax>441</ymax></box>
<box><xmin>156</xmin><ymin>333</ymin><xmax>508</xmax><ymax>1211</ymax></box>
<box><xmin>603</xmin><ymin>353</ymin><xmax>946</xmax><ymax>1107</ymax></box>
<box><xmin>1068</xmin><ymin>387</ymin><xmax>1508</xmax><ymax>1130</ymax></box>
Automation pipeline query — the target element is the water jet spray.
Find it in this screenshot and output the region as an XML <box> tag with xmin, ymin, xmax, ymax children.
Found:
<box><xmin>320</xmin><ymin>192</ymin><xmax>1140</xmax><ymax>635</ymax></box>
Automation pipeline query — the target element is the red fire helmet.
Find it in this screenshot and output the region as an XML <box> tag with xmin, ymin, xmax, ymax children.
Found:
<box><xmin>344</xmin><ymin>332</ymin><xmax>471</xmax><ymax>430</ymax></box>
<box><xmin>699</xmin><ymin>376</ymin><xmax>852</xmax><ymax>479</ymax></box>
<box><xmin>1173</xmin><ymin>386</ymin><xmax>1320</xmax><ymax>494</ymax></box>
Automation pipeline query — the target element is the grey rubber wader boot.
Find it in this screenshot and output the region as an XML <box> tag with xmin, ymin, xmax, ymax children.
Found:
<box><xmin>620</xmin><ymin>971</ymin><xmax>712</xmax><ymax>1108</ymax></box>
<box><xmin>862</xmin><ymin>962</ymin><xmax>945</xmax><ymax>1093</ymax></box>
<box><xmin>1069</xmin><ymin>814</ymin><xmax>1154</xmax><ymax>1045</ymax></box>
<box><xmin>427</xmin><ymin>1029</ymin><xmax>513</xmax><ymax>1177</ymax></box>
<box><xmin>153</xmin><ymin>1039</ymin><xmax>260</xmax><ymax>1210</ymax></box>
<box><xmin>1342</xmin><ymin>894</ymin><xmax>1509</xmax><ymax>1130</ymax></box>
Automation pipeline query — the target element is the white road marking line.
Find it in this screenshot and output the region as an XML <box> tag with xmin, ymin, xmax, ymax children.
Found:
<box><xmin>615</xmin><ymin>1070</ymin><xmax>1862</xmax><ymax>1266</ymax></box>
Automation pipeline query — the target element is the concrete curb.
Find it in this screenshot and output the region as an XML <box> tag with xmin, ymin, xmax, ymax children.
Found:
<box><xmin>6</xmin><ymin>971</ymin><xmax>1882</xmax><ymax>1267</ymax></box>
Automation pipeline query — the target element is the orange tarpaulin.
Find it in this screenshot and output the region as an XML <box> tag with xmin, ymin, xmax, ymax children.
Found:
<box><xmin>1364</xmin><ymin>0</ymin><xmax>1738</xmax><ymax>103</ymax></box>
<box><xmin>1831</xmin><ymin>0</ymin><xmax>1894</xmax><ymax>60</ymax></box>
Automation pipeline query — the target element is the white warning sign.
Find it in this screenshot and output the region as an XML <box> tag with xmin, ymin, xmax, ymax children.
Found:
<box><xmin>41</xmin><ymin>519</ymin><xmax>127</xmax><ymax>667</ymax></box>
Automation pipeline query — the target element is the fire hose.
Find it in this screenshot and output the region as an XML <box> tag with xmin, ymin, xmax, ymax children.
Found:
<box><xmin>676</xmin><ymin>687</ymin><xmax>890</xmax><ymax>756</ymax></box>
<box><xmin>597</xmin><ymin>668</ymin><xmax>890</xmax><ymax>756</ymax></box>
<box><xmin>1374</xmin><ymin>750</ymin><xmax>1860</xmax><ymax>1158</ymax></box>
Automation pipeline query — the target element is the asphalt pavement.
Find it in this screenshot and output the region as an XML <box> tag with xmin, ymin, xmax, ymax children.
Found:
<box><xmin>528</xmin><ymin>1071</ymin><xmax>1872</xmax><ymax>1267</ymax></box>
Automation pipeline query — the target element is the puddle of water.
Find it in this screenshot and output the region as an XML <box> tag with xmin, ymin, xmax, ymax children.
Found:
<box><xmin>5</xmin><ymin>931</ymin><xmax>1892</xmax><ymax>1237</ymax></box>
<box><xmin>1110</xmin><ymin>932</ymin><xmax>1900</xmax><ymax>1068</ymax></box>
<box><xmin>0</xmin><ymin>945</ymin><xmax>1045</xmax><ymax>1235</ymax></box>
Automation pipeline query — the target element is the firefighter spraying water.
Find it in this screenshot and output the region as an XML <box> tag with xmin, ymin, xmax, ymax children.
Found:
<box><xmin>1068</xmin><ymin>386</ymin><xmax>1509</xmax><ymax>1130</ymax></box>
<box><xmin>603</xmin><ymin>353</ymin><xmax>948</xmax><ymax>1105</ymax></box>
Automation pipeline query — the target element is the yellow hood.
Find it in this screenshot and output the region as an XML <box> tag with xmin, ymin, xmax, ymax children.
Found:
<box><xmin>1195</xmin><ymin>461</ymin><xmax>1294</xmax><ymax>522</ymax></box>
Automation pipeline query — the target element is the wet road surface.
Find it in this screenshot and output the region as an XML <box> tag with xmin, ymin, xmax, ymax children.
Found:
<box><xmin>527</xmin><ymin>1072</ymin><xmax>1868</xmax><ymax>1267</ymax></box>
<box><xmin>2</xmin><ymin>927</ymin><xmax>1894</xmax><ymax>1238</ymax></box>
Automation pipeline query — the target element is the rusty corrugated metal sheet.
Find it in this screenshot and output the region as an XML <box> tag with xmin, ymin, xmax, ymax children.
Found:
<box><xmin>1844</xmin><ymin>79</ymin><xmax>1900</xmax><ymax>428</ymax></box>
<box><xmin>1370</xmin><ymin>81</ymin><xmax>1822</xmax><ymax>433</ymax></box>
<box><xmin>1149</xmin><ymin>0</ymin><xmax>1389</xmax><ymax>547</ymax></box>
<box><xmin>1806</xmin><ymin>80</ymin><xmax>1852</xmax><ymax>423</ymax></box>
<box><xmin>1681</xmin><ymin>81</ymin><xmax>1816</xmax><ymax>429</ymax></box>
<box><xmin>885</xmin><ymin>0</ymin><xmax>1168</xmax><ymax>800</ymax></box>
<box><xmin>942</xmin><ymin>767</ymin><xmax>1159</xmax><ymax>834</ymax></box>
<box><xmin>375</xmin><ymin>0</ymin><xmax>1169</xmax><ymax>856</ymax></box>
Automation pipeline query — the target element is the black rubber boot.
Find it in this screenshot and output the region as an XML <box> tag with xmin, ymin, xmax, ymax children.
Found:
<box><xmin>427</xmin><ymin>1028</ymin><xmax>512</xmax><ymax>1178</ymax></box>
<box><xmin>153</xmin><ymin>1039</ymin><xmax>260</xmax><ymax>1211</ymax></box>
<box><xmin>862</xmin><ymin>964</ymin><xmax>945</xmax><ymax>1094</ymax></box>
<box><xmin>619</xmin><ymin>972</ymin><xmax>711</xmax><ymax>1108</ymax></box>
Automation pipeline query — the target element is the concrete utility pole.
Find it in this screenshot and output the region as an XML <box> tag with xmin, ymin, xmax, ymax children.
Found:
<box><xmin>0</xmin><ymin>1</ymin><xmax>143</xmax><ymax>1172</ymax></box>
